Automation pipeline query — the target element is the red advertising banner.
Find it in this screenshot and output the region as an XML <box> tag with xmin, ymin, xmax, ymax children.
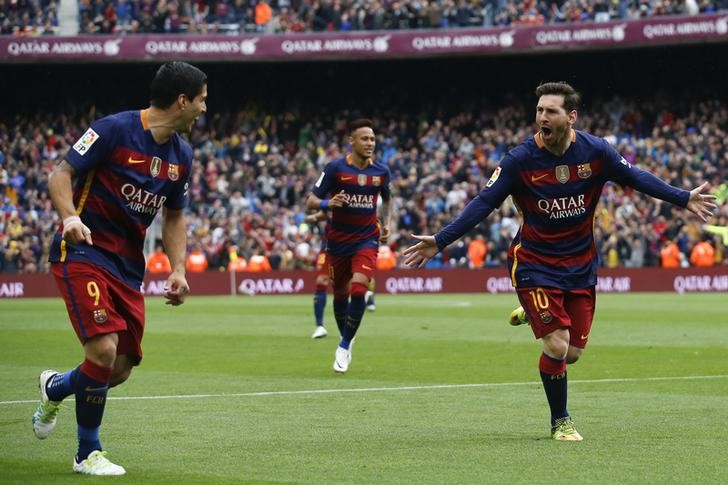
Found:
<box><xmin>1</xmin><ymin>14</ymin><xmax>726</xmax><ymax>62</ymax></box>
<box><xmin>1</xmin><ymin>267</ymin><xmax>727</xmax><ymax>298</ymax></box>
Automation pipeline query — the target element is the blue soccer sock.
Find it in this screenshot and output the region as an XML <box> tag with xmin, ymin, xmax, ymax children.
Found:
<box><xmin>539</xmin><ymin>352</ymin><xmax>569</xmax><ymax>426</ymax></box>
<box><xmin>332</xmin><ymin>295</ymin><xmax>349</xmax><ymax>336</ymax></box>
<box><xmin>340</xmin><ymin>282</ymin><xmax>367</xmax><ymax>348</ymax></box>
<box><xmin>313</xmin><ymin>288</ymin><xmax>327</xmax><ymax>326</ymax></box>
<box><xmin>46</xmin><ymin>367</ymin><xmax>79</xmax><ymax>402</ymax></box>
<box><xmin>75</xmin><ymin>358</ymin><xmax>112</xmax><ymax>461</ymax></box>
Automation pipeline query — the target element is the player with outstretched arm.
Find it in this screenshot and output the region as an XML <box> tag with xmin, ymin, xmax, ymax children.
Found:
<box><xmin>404</xmin><ymin>82</ymin><xmax>716</xmax><ymax>440</ymax></box>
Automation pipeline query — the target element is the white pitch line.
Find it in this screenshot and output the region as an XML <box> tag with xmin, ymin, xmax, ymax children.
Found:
<box><xmin>2</xmin><ymin>374</ymin><xmax>727</xmax><ymax>406</ymax></box>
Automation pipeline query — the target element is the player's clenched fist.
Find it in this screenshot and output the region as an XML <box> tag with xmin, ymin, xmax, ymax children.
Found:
<box><xmin>62</xmin><ymin>215</ymin><xmax>93</xmax><ymax>245</ymax></box>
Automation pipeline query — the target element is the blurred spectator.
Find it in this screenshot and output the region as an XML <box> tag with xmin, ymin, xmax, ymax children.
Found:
<box><xmin>659</xmin><ymin>239</ymin><xmax>681</xmax><ymax>268</ymax></box>
<box><xmin>467</xmin><ymin>234</ymin><xmax>487</xmax><ymax>269</ymax></box>
<box><xmin>247</xmin><ymin>252</ymin><xmax>272</xmax><ymax>272</ymax></box>
<box><xmin>227</xmin><ymin>245</ymin><xmax>249</xmax><ymax>271</ymax></box>
<box><xmin>146</xmin><ymin>241</ymin><xmax>172</xmax><ymax>273</ymax></box>
<box><xmin>376</xmin><ymin>244</ymin><xmax>398</xmax><ymax>270</ymax></box>
<box><xmin>186</xmin><ymin>244</ymin><xmax>209</xmax><ymax>272</ymax></box>
<box><xmin>689</xmin><ymin>235</ymin><xmax>716</xmax><ymax>267</ymax></box>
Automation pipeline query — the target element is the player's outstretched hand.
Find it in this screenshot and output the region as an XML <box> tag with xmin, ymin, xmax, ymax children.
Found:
<box><xmin>403</xmin><ymin>235</ymin><xmax>438</xmax><ymax>268</ymax></box>
<box><xmin>164</xmin><ymin>273</ymin><xmax>189</xmax><ymax>306</ymax></box>
<box><xmin>687</xmin><ymin>182</ymin><xmax>718</xmax><ymax>223</ymax></box>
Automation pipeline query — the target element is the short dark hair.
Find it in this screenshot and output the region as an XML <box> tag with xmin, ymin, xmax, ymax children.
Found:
<box><xmin>348</xmin><ymin>118</ymin><xmax>374</xmax><ymax>134</ymax></box>
<box><xmin>535</xmin><ymin>82</ymin><xmax>580</xmax><ymax>113</ymax></box>
<box><xmin>150</xmin><ymin>62</ymin><xmax>207</xmax><ymax>109</ymax></box>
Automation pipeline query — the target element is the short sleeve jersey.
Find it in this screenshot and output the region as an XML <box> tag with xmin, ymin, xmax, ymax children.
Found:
<box><xmin>49</xmin><ymin>110</ymin><xmax>192</xmax><ymax>290</ymax></box>
<box><xmin>312</xmin><ymin>155</ymin><xmax>391</xmax><ymax>257</ymax></box>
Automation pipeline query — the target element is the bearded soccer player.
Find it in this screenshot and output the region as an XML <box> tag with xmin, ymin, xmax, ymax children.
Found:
<box><xmin>404</xmin><ymin>82</ymin><xmax>716</xmax><ymax>440</ymax></box>
<box><xmin>307</xmin><ymin>119</ymin><xmax>392</xmax><ymax>373</ymax></box>
<box><xmin>34</xmin><ymin>62</ymin><xmax>207</xmax><ymax>475</ymax></box>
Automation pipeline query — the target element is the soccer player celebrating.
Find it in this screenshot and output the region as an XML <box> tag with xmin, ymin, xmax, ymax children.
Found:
<box><xmin>403</xmin><ymin>82</ymin><xmax>716</xmax><ymax>440</ymax></box>
<box><xmin>307</xmin><ymin>119</ymin><xmax>392</xmax><ymax>373</ymax></box>
<box><xmin>34</xmin><ymin>62</ymin><xmax>207</xmax><ymax>475</ymax></box>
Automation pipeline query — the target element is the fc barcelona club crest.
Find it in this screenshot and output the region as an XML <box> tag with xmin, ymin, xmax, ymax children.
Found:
<box><xmin>577</xmin><ymin>162</ymin><xmax>592</xmax><ymax>179</ymax></box>
<box><xmin>539</xmin><ymin>310</ymin><xmax>553</xmax><ymax>324</ymax></box>
<box><xmin>358</xmin><ymin>174</ymin><xmax>367</xmax><ymax>186</ymax></box>
<box><xmin>150</xmin><ymin>157</ymin><xmax>162</xmax><ymax>178</ymax></box>
<box><xmin>93</xmin><ymin>308</ymin><xmax>108</xmax><ymax>323</ymax></box>
<box><xmin>168</xmin><ymin>163</ymin><xmax>179</xmax><ymax>181</ymax></box>
<box><xmin>372</xmin><ymin>176</ymin><xmax>381</xmax><ymax>186</ymax></box>
<box><xmin>555</xmin><ymin>165</ymin><xmax>570</xmax><ymax>184</ymax></box>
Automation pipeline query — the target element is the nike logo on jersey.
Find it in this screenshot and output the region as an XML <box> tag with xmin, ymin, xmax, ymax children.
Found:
<box><xmin>361</xmin><ymin>264</ymin><xmax>373</xmax><ymax>270</ymax></box>
<box><xmin>341</xmin><ymin>176</ymin><xmax>353</xmax><ymax>181</ymax></box>
<box><xmin>128</xmin><ymin>157</ymin><xmax>146</xmax><ymax>164</ymax></box>
<box><xmin>531</xmin><ymin>174</ymin><xmax>548</xmax><ymax>182</ymax></box>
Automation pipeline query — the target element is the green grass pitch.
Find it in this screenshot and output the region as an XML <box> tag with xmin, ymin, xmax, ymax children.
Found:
<box><xmin>1</xmin><ymin>293</ymin><xmax>727</xmax><ymax>484</ymax></box>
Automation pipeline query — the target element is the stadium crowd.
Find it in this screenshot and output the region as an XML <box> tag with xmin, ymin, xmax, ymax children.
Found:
<box><xmin>2</xmin><ymin>0</ymin><xmax>726</xmax><ymax>36</ymax></box>
<box><xmin>1</xmin><ymin>94</ymin><xmax>727</xmax><ymax>274</ymax></box>
<box><xmin>0</xmin><ymin>0</ymin><xmax>59</xmax><ymax>35</ymax></box>
<box><xmin>76</xmin><ymin>0</ymin><xmax>728</xmax><ymax>35</ymax></box>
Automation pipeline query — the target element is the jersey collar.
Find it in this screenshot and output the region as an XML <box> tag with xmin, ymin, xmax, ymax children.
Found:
<box><xmin>346</xmin><ymin>153</ymin><xmax>372</xmax><ymax>168</ymax></box>
<box><xmin>140</xmin><ymin>109</ymin><xmax>150</xmax><ymax>131</ymax></box>
<box><xmin>534</xmin><ymin>129</ymin><xmax>576</xmax><ymax>149</ymax></box>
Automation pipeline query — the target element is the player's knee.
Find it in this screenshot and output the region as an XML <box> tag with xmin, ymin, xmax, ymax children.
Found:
<box><xmin>543</xmin><ymin>338</ymin><xmax>569</xmax><ymax>360</ymax></box>
<box><xmin>110</xmin><ymin>367</ymin><xmax>132</xmax><ymax>387</ymax></box>
<box><xmin>85</xmin><ymin>337</ymin><xmax>118</xmax><ymax>367</ymax></box>
<box><xmin>110</xmin><ymin>355</ymin><xmax>134</xmax><ymax>387</ymax></box>
<box><xmin>316</xmin><ymin>275</ymin><xmax>329</xmax><ymax>286</ymax></box>
<box><xmin>350</xmin><ymin>281</ymin><xmax>368</xmax><ymax>297</ymax></box>
<box><xmin>566</xmin><ymin>347</ymin><xmax>583</xmax><ymax>364</ymax></box>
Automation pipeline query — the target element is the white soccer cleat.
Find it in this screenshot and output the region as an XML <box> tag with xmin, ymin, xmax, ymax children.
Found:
<box><xmin>73</xmin><ymin>450</ymin><xmax>126</xmax><ymax>476</ymax></box>
<box><xmin>333</xmin><ymin>346</ymin><xmax>351</xmax><ymax>373</ymax></box>
<box><xmin>365</xmin><ymin>291</ymin><xmax>375</xmax><ymax>311</ymax></box>
<box><xmin>311</xmin><ymin>326</ymin><xmax>328</xmax><ymax>339</ymax></box>
<box><xmin>32</xmin><ymin>370</ymin><xmax>61</xmax><ymax>439</ymax></box>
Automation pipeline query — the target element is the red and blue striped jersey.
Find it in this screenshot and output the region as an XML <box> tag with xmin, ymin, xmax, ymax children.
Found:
<box><xmin>312</xmin><ymin>155</ymin><xmax>391</xmax><ymax>257</ymax></box>
<box><xmin>49</xmin><ymin>109</ymin><xmax>192</xmax><ymax>290</ymax></box>
<box><xmin>435</xmin><ymin>130</ymin><xmax>689</xmax><ymax>289</ymax></box>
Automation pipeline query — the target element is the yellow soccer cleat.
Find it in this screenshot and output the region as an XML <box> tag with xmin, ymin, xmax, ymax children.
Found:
<box><xmin>551</xmin><ymin>417</ymin><xmax>583</xmax><ymax>441</ymax></box>
<box><xmin>509</xmin><ymin>306</ymin><xmax>529</xmax><ymax>326</ymax></box>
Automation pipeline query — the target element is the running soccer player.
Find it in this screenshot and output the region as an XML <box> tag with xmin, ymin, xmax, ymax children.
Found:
<box><xmin>307</xmin><ymin>119</ymin><xmax>392</xmax><ymax>373</ymax></box>
<box><xmin>404</xmin><ymin>82</ymin><xmax>716</xmax><ymax>441</ymax></box>
<box><xmin>34</xmin><ymin>62</ymin><xmax>207</xmax><ymax>475</ymax></box>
